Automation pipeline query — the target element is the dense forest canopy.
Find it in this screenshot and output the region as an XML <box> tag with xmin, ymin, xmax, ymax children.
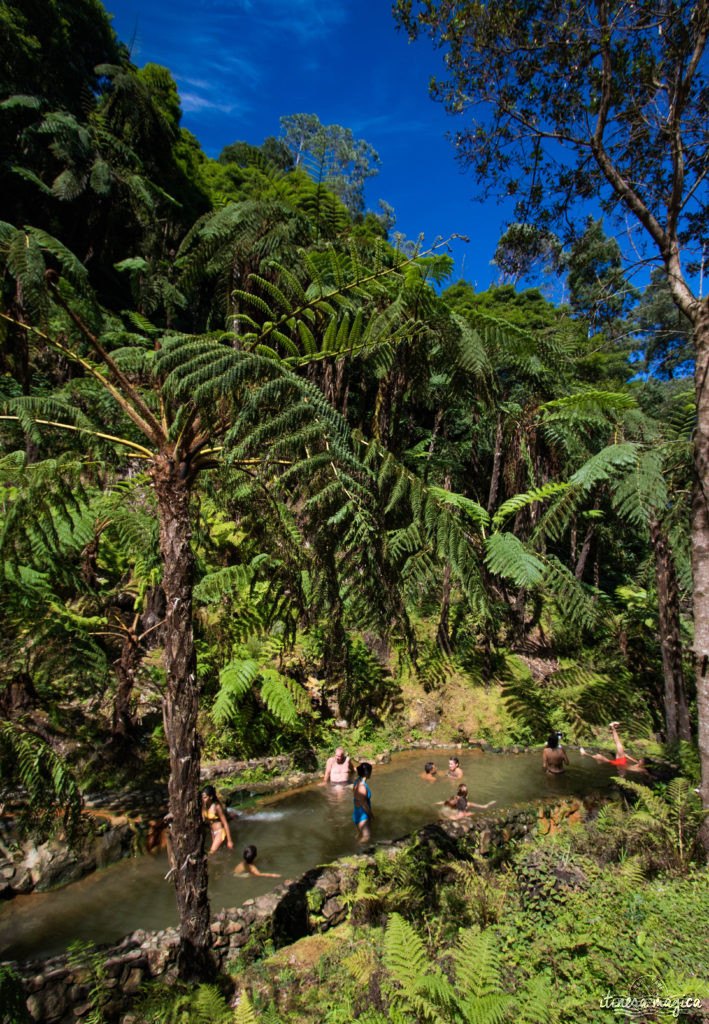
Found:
<box><xmin>1</xmin><ymin>0</ymin><xmax>707</xmax><ymax>981</ymax></box>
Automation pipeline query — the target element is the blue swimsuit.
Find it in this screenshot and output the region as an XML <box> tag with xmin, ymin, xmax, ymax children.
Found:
<box><xmin>353</xmin><ymin>780</ymin><xmax>372</xmax><ymax>825</ymax></box>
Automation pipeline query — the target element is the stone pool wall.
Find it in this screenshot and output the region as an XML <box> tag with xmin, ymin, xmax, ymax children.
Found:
<box><xmin>5</xmin><ymin>796</ymin><xmax>589</xmax><ymax>1024</ymax></box>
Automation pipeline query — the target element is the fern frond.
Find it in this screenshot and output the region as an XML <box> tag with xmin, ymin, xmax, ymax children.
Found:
<box><xmin>233</xmin><ymin>990</ymin><xmax>260</xmax><ymax>1024</ymax></box>
<box><xmin>484</xmin><ymin>532</ymin><xmax>545</xmax><ymax>587</ymax></box>
<box><xmin>492</xmin><ymin>481</ymin><xmax>568</xmax><ymax>529</ymax></box>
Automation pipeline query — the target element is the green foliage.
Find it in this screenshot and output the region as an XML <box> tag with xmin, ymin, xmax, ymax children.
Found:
<box><xmin>496</xmin><ymin>839</ymin><xmax>709</xmax><ymax>1023</ymax></box>
<box><xmin>483</xmin><ymin>533</ymin><xmax>544</xmax><ymax>588</ymax></box>
<box><xmin>613</xmin><ymin>776</ymin><xmax>708</xmax><ymax>874</ymax></box>
<box><xmin>66</xmin><ymin>942</ymin><xmax>111</xmax><ymax>1024</ymax></box>
<box><xmin>0</xmin><ymin>963</ymin><xmax>31</xmax><ymax>1024</ymax></box>
<box><xmin>501</xmin><ymin>659</ymin><xmax>649</xmax><ymax>743</ymax></box>
<box><xmin>0</xmin><ymin>721</ymin><xmax>83</xmax><ymax>841</ymax></box>
<box><xmin>132</xmin><ymin>981</ymin><xmax>233</xmax><ymax>1023</ymax></box>
<box><xmin>382</xmin><ymin>912</ymin><xmax>555</xmax><ymax>1024</ymax></box>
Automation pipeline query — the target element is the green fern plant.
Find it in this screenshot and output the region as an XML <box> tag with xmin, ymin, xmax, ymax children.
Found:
<box><xmin>132</xmin><ymin>981</ymin><xmax>233</xmax><ymax>1023</ymax></box>
<box><xmin>617</xmin><ymin>776</ymin><xmax>708</xmax><ymax>872</ymax></box>
<box><xmin>381</xmin><ymin>912</ymin><xmax>556</xmax><ymax>1024</ymax></box>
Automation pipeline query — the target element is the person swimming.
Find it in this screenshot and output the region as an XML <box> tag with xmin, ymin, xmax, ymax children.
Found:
<box><xmin>352</xmin><ymin>762</ymin><xmax>374</xmax><ymax>844</ymax></box>
<box><xmin>201</xmin><ymin>785</ymin><xmax>233</xmax><ymax>854</ymax></box>
<box><xmin>438</xmin><ymin>784</ymin><xmax>495</xmax><ymax>819</ymax></box>
<box><xmin>542</xmin><ymin>732</ymin><xmax>569</xmax><ymax>774</ymax></box>
<box><xmin>420</xmin><ymin>762</ymin><xmax>438</xmax><ymax>781</ymax></box>
<box><xmin>233</xmin><ymin>845</ymin><xmax>281</xmax><ymax>878</ymax></box>
<box><xmin>446</xmin><ymin>756</ymin><xmax>463</xmax><ymax>779</ymax></box>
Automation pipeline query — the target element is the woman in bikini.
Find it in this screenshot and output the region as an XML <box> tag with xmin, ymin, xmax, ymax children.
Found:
<box><xmin>201</xmin><ymin>785</ymin><xmax>233</xmax><ymax>854</ymax></box>
<box><xmin>353</xmin><ymin>762</ymin><xmax>374</xmax><ymax>844</ymax></box>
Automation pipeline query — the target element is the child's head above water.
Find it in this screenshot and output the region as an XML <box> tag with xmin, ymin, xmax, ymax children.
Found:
<box><xmin>243</xmin><ymin>845</ymin><xmax>257</xmax><ymax>864</ymax></box>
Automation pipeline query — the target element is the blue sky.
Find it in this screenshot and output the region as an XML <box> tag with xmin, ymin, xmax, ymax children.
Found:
<box><xmin>104</xmin><ymin>0</ymin><xmax>517</xmax><ymax>289</ymax></box>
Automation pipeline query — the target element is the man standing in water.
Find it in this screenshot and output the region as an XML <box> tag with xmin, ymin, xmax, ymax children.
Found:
<box><xmin>323</xmin><ymin>747</ymin><xmax>356</xmax><ymax>785</ymax></box>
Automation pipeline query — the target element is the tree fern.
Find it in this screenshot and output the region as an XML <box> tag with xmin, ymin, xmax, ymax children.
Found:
<box><xmin>611</xmin><ymin>448</ymin><xmax>667</xmax><ymax>527</ymax></box>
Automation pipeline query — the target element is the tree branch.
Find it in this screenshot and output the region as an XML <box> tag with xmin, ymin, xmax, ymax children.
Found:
<box><xmin>46</xmin><ymin>280</ymin><xmax>166</xmax><ymax>447</ymax></box>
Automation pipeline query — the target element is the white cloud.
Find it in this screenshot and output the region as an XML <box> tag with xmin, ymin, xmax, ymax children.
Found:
<box><xmin>180</xmin><ymin>91</ymin><xmax>248</xmax><ymax>115</ymax></box>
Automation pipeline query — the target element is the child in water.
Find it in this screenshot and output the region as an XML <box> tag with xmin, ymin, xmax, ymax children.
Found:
<box><xmin>233</xmin><ymin>845</ymin><xmax>281</xmax><ymax>878</ymax></box>
<box><xmin>420</xmin><ymin>762</ymin><xmax>438</xmax><ymax>781</ymax></box>
<box><xmin>439</xmin><ymin>784</ymin><xmax>495</xmax><ymax>820</ymax></box>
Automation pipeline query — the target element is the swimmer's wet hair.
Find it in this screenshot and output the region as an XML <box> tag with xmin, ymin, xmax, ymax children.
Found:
<box><xmin>448</xmin><ymin>756</ymin><xmax>460</xmax><ymax>766</ymax></box>
<box><xmin>457</xmin><ymin>784</ymin><xmax>468</xmax><ymax>797</ymax></box>
<box><xmin>357</xmin><ymin>762</ymin><xmax>373</xmax><ymax>778</ymax></box>
<box><xmin>201</xmin><ymin>785</ymin><xmax>217</xmax><ymax>800</ymax></box>
<box><xmin>243</xmin><ymin>845</ymin><xmax>257</xmax><ymax>863</ymax></box>
<box><xmin>424</xmin><ymin>762</ymin><xmax>435</xmax><ymax>774</ymax></box>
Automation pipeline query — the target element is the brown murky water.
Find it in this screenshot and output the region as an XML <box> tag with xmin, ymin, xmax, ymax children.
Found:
<box><xmin>0</xmin><ymin>748</ymin><xmax>626</xmax><ymax>961</ymax></box>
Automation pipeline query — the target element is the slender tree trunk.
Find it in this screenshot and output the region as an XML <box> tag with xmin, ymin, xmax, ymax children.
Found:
<box><xmin>112</xmin><ymin>634</ymin><xmax>139</xmax><ymax>738</ymax></box>
<box><xmin>436</xmin><ymin>561</ymin><xmax>453</xmax><ymax>656</ymax></box>
<box><xmin>469</xmin><ymin>409</ymin><xmax>482</xmax><ymax>499</ymax></box>
<box><xmin>424</xmin><ymin>409</ymin><xmax>444</xmax><ymax>483</ymax></box>
<box><xmin>690</xmin><ymin>308</ymin><xmax>709</xmax><ymax>819</ymax></box>
<box><xmin>570</xmin><ymin>515</ymin><xmax>578</xmax><ymax>566</ymax></box>
<box><xmin>574</xmin><ymin>525</ymin><xmax>595</xmax><ymax>580</ymax></box>
<box><xmin>487</xmin><ymin>413</ymin><xmax>503</xmax><ymax>513</ymax></box>
<box><xmin>152</xmin><ymin>455</ymin><xmax>213</xmax><ymax>980</ymax></box>
<box><xmin>650</xmin><ymin>517</ymin><xmax>691</xmax><ymax>743</ymax></box>
<box><xmin>575</xmin><ymin>497</ymin><xmax>601</xmax><ymax>580</ymax></box>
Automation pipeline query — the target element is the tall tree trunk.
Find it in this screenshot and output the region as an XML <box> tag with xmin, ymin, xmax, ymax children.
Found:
<box><xmin>691</xmin><ymin>307</ymin><xmax>709</xmax><ymax>818</ymax></box>
<box><xmin>152</xmin><ymin>455</ymin><xmax>213</xmax><ymax>981</ymax></box>
<box><xmin>424</xmin><ymin>409</ymin><xmax>444</xmax><ymax>484</ymax></box>
<box><xmin>650</xmin><ymin>517</ymin><xmax>691</xmax><ymax>742</ymax></box>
